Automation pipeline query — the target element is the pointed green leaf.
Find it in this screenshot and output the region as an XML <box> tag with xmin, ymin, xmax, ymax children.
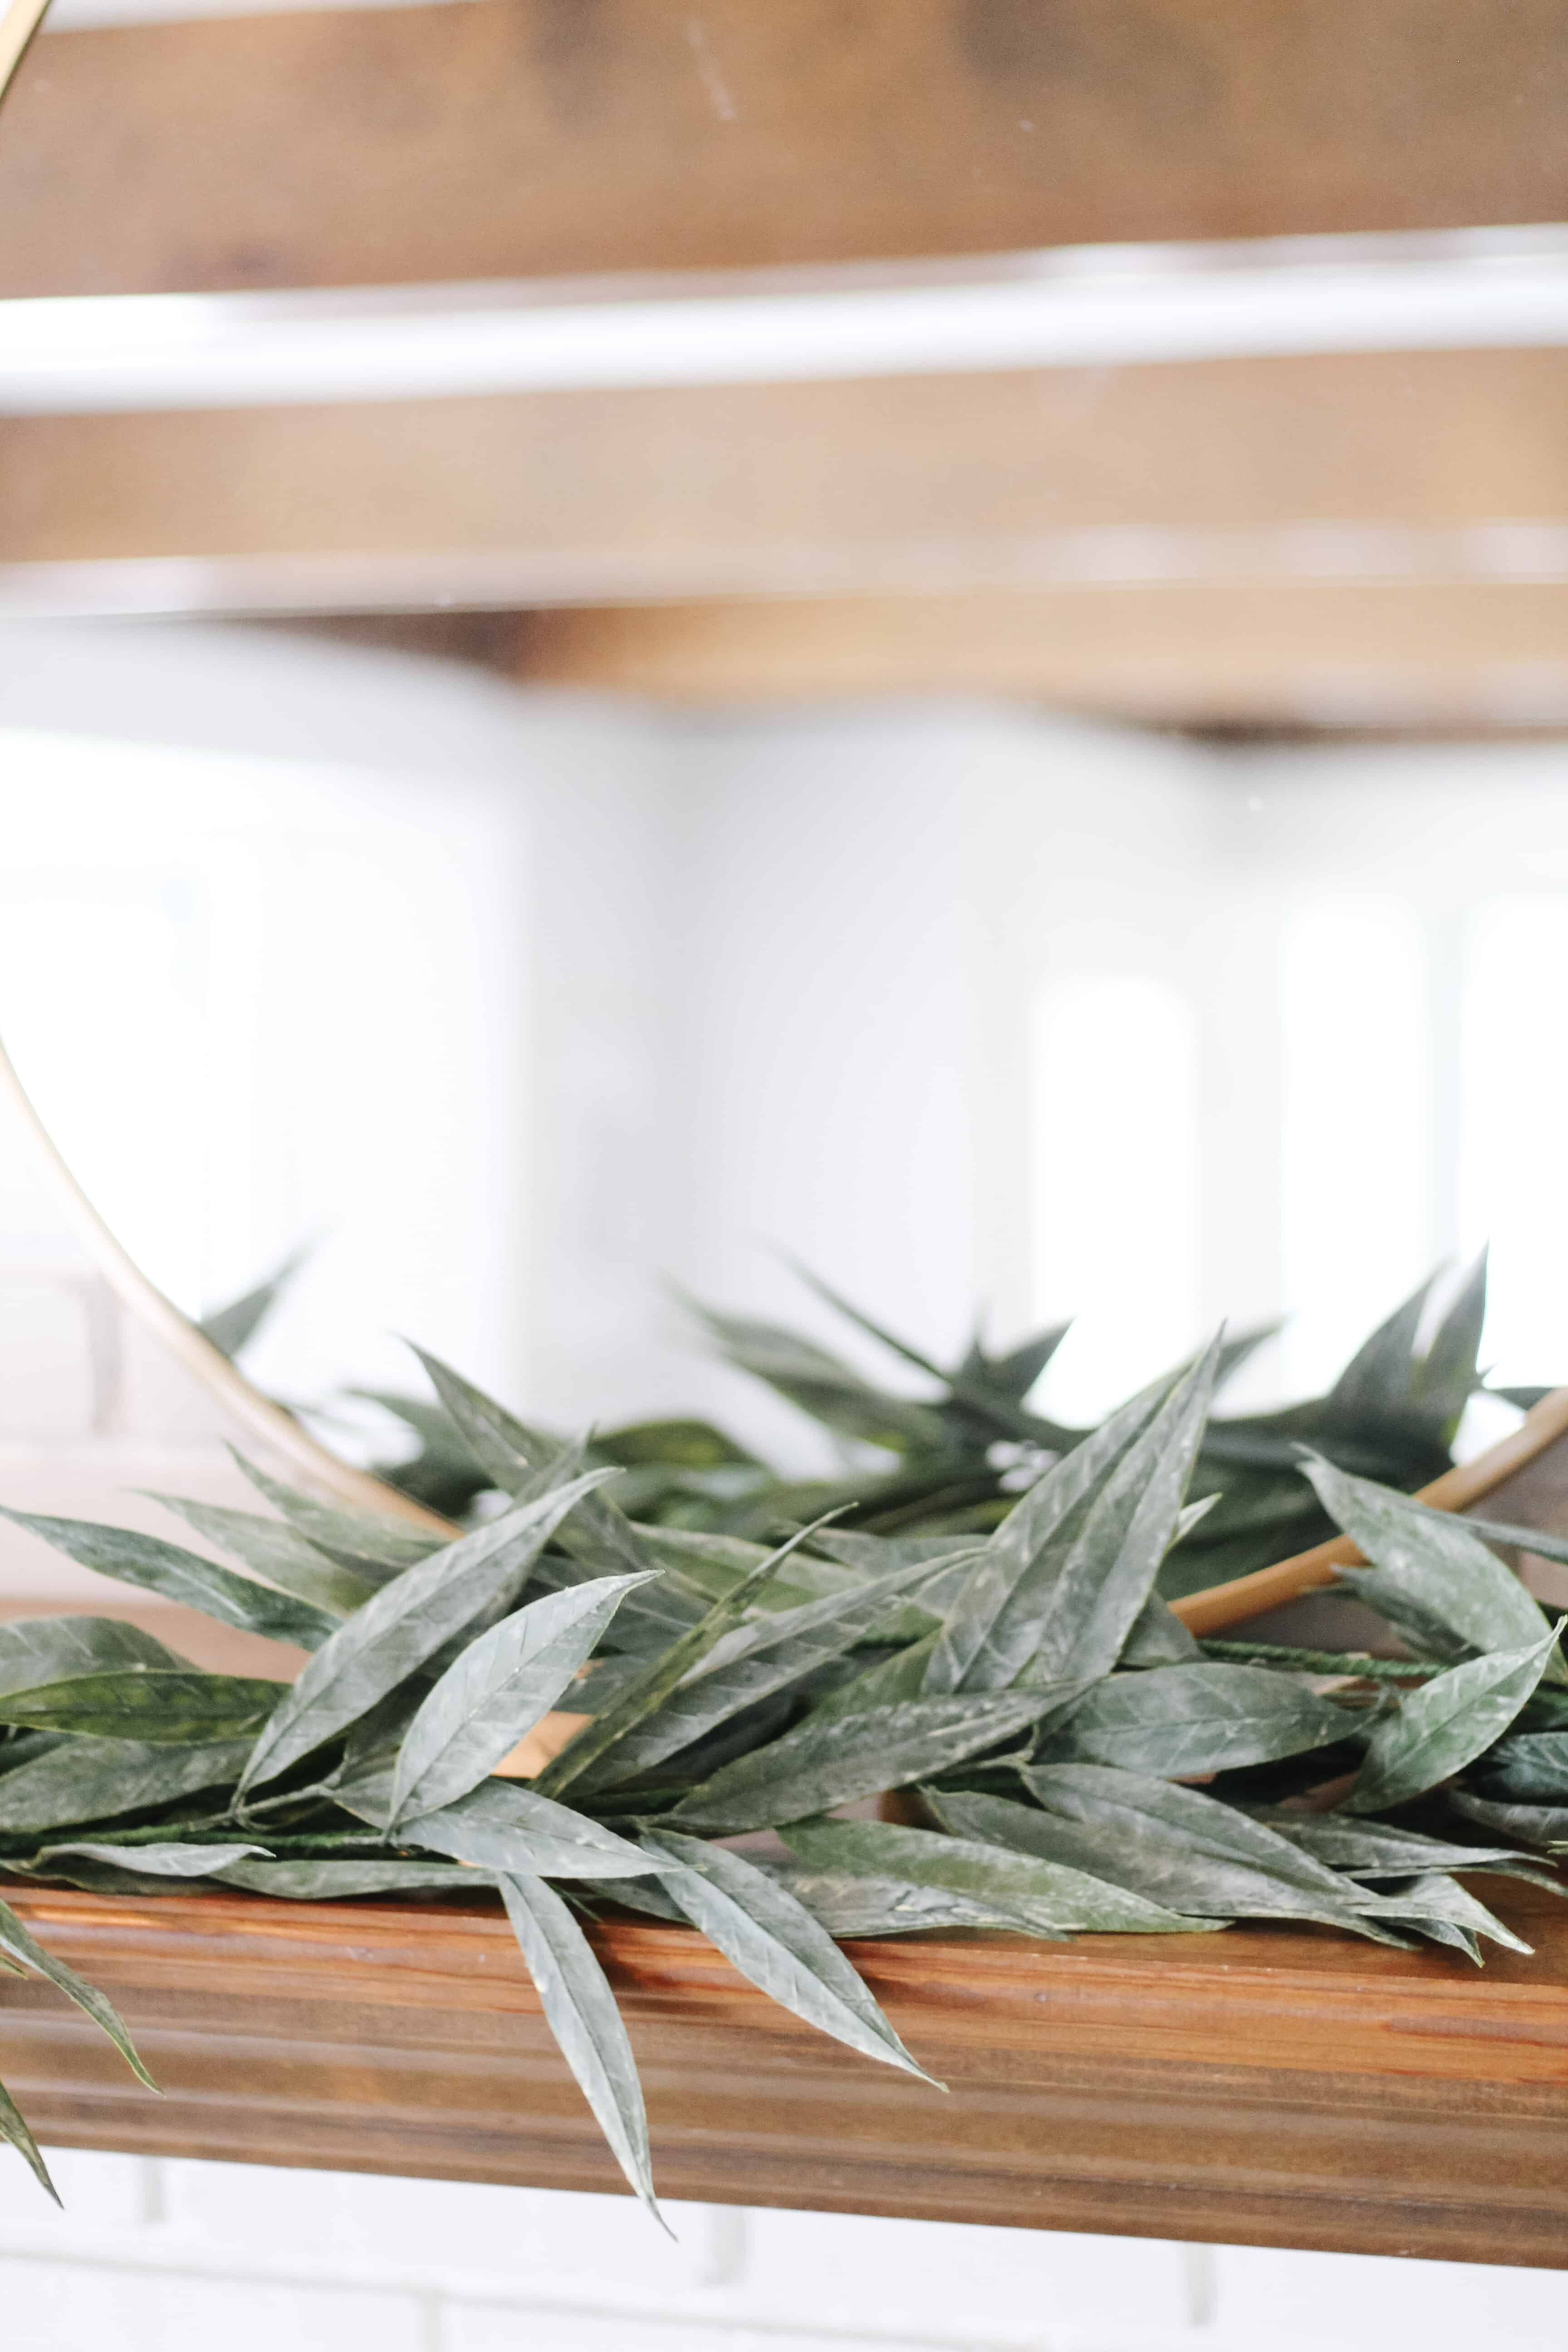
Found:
<box><xmin>389</xmin><ymin>1572</ymin><xmax>654</xmax><ymax>1828</ymax></box>
<box><xmin>641</xmin><ymin>1828</ymin><xmax>937</xmax><ymax>2082</ymax></box>
<box><xmin>0</xmin><ymin>1617</ymin><xmax>186</xmax><ymax>1695</ymax></box>
<box><xmin>1329</xmin><ymin>1272</ymin><xmax>1436</xmax><ymax>1415</ymax></box>
<box><xmin>925</xmin><ymin>1373</ymin><xmax>1176</xmax><ymax>1694</ymax></box>
<box><xmin>1044</xmin><ymin>1663</ymin><xmax>1350</xmax><ymax>1779</ymax></box>
<box><xmin>239</xmin><ymin>1470</ymin><xmax>618</xmax><ymax>1796</ymax></box>
<box><xmin>1118</xmin><ymin>1592</ymin><xmax>1201</xmax><ymax>1666</ymax></box>
<box><xmin>0</xmin><ymin>1671</ymin><xmax>281</xmax><ymax>1743</ymax></box>
<box><xmin>0</xmin><ymin>1893</ymin><xmax>156</xmax><ymax>2089</ymax></box>
<box><xmin>145</xmin><ymin>1493</ymin><xmax>386</xmax><ymax>1614</ymax></box>
<box><xmin>342</xmin><ymin>1772</ymin><xmax>654</xmax><ymax>1879</ymax></box>
<box><xmin>1449</xmin><ymin>1789</ymin><xmax>1568</xmax><ymax>1850</ymax></box>
<box><xmin>0</xmin><ymin>1509</ymin><xmax>337</xmax><ymax>1650</ymax></box>
<box><xmin>0</xmin><ymin>1736</ymin><xmax>255</xmax><ymax>1833</ymax></box>
<box><xmin>1348</xmin><ymin>1632</ymin><xmax>1560</xmax><ymax>1813</ymax></box>
<box><xmin>686</xmin><ymin>1298</ymin><xmax>952</xmax><ymax>1455</ymax></box>
<box><xmin>671</xmin><ymin>1691</ymin><xmax>1079</xmax><ymax>1833</ymax></box>
<box><xmin>1378</xmin><ymin>1869</ymin><xmax>1532</xmax><ymax>1955</ymax></box>
<box><xmin>1456</xmin><ymin>1514</ymin><xmax>1568</xmax><ymax>1572</ymax></box>
<box><xmin>1304</xmin><ymin>1458</ymin><xmax>1557</xmax><ymax>1669</ymax></box>
<box><xmin>40</xmin><ymin>1841</ymin><xmax>265</xmax><ymax>1876</ymax></box>
<box><xmin>0</xmin><ymin>2074</ymin><xmax>58</xmax><ymax>2202</ymax></box>
<box><xmin>196</xmin><ymin>1250</ymin><xmax>306</xmax><ymax>1361</ymax></box>
<box><xmin>536</xmin><ymin>1523</ymin><xmax>828</xmax><ymax>1800</ymax></box>
<box><xmin>407</xmin><ymin>1346</ymin><xmax>558</xmax><ymax>1495</ymax></box>
<box><xmin>498</xmin><ymin>1872</ymin><xmax>661</xmax><ymax>2218</ymax></box>
<box><xmin>217</xmin><ymin>1857</ymin><xmax>485</xmax><ymax>1898</ymax></box>
<box><xmin>228</xmin><ymin>1450</ymin><xmax>441</xmax><ymax>1572</ymax></box>
<box><xmin>1020</xmin><ymin>1763</ymin><xmax>1407</xmax><ymax>1936</ymax></box>
<box><xmin>568</xmin><ymin>1553</ymin><xmax>963</xmax><ymax>1797</ymax></box>
<box><xmin>1020</xmin><ymin>1336</ymin><xmax>1223</xmax><ymax>1687</ymax></box>
<box><xmin>758</xmin><ymin>1864</ymin><xmax>1026</xmax><ymax>1938</ymax></box>
<box><xmin>1251</xmin><ymin>1812</ymin><xmax>1539</xmax><ymax>1880</ymax></box>
<box><xmin>1409</xmin><ymin>1250</ymin><xmax>1489</xmax><ymax>1430</ymax></box>
<box><xmin>1470</xmin><ymin>1730</ymin><xmax>1568</xmax><ymax>1802</ymax></box>
<box><xmin>986</xmin><ymin>1323</ymin><xmax>1074</xmax><ymax>1402</ymax></box>
<box><xmin>810</xmin><ymin>1631</ymin><xmax>941</xmax><ymax>1723</ymax></box>
<box><xmin>780</xmin><ymin>1815</ymin><xmax>1218</xmax><ymax>1935</ymax></box>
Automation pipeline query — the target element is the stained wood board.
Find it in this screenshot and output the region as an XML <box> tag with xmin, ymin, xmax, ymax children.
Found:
<box><xmin>4</xmin><ymin>1878</ymin><xmax>1568</xmax><ymax>2263</ymax></box>
<box><xmin>3</xmin><ymin>0</ymin><xmax>1568</xmax><ymax>298</ymax></box>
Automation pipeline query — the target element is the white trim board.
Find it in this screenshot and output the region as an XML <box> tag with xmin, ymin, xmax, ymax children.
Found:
<box><xmin>0</xmin><ymin>225</ymin><xmax>1566</xmax><ymax>415</ymax></box>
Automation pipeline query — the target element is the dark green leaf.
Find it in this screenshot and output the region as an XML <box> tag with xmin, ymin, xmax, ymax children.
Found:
<box><xmin>389</xmin><ymin>1572</ymin><xmax>654</xmax><ymax>1828</ymax></box>
<box><xmin>1044</xmin><ymin>1663</ymin><xmax>1351</xmax><ymax>1778</ymax></box>
<box><xmin>346</xmin><ymin>1773</ymin><xmax>654</xmax><ymax>1879</ymax></box>
<box><xmin>1448</xmin><ymin>1513</ymin><xmax>1568</xmax><ymax>1574</ymax></box>
<box><xmin>641</xmin><ymin>1828</ymin><xmax>936</xmax><ymax>2080</ymax></box>
<box><xmin>1408</xmin><ymin>1250</ymin><xmax>1489</xmax><ymax>1431</ymax></box>
<box><xmin>1329</xmin><ymin>1272</ymin><xmax>1436</xmax><ymax>1416</ymax></box>
<box><xmin>780</xmin><ymin>1815</ymin><xmax>1218</xmax><ymax>1934</ymax></box>
<box><xmin>685</xmin><ymin>1297</ymin><xmax>953</xmax><ymax>1456</ymax></box>
<box><xmin>498</xmin><ymin>1871</ymin><xmax>661</xmax><ymax>2217</ymax></box>
<box><xmin>0</xmin><ymin>1737</ymin><xmax>255</xmax><ymax>1833</ymax></box>
<box><xmin>196</xmin><ymin>1250</ymin><xmax>306</xmax><ymax>1361</ymax></box>
<box><xmin>1019</xmin><ymin>1763</ymin><xmax>1406</xmax><ymax>1936</ymax></box>
<box><xmin>1304</xmin><ymin>1458</ymin><xmax>1558</xmax><ymax>1669</ymax></box>
<box><xmin>0</xmin><ymin>1509</ymin><xmax>338</xmax><ymax>1650</ymax></box>
<box><xmin>239</xmin><ymin>1469</ymin><xmax>617</xmax><ymax>1797</ymax></box>
<box><xmin>925</xmin><ymin>1374</ymin><xmax>1176</xmax><ymax>1694</ymax></box>
<box><xmin>568</xmin><ymin>1553</ymin><xmax>962</xmax><ymax>1797</ymax></box>
<box><xmin>758</xmin><ymin>1864</ymin><xmax>1026</xmax><ymax>1938</ymax></box>
<box><xmin>536</xmin><ymin>1523</ymin><xmax>828</xmax><ymax>1800</ymax></box>
<box><xmin>40</xmin><ymin>1840</ymin><xmax>265</xmax><ymax>1876</ymax></box>
<box><xmin>985</xmin><ymin>1324</ymin><xmax>1074</xmax><ymax>1402</ymax></box>
<box><xmin>144</xmin><ymin>1493</ymin><xmax>385</xmax><ymax>1614</ymax></box>
<box><xmin>1473</xmin><ymin>1731</ymin><xmax>1568</xmax><ymax>1802</ymax></box>
<box><xmin>0</xmin><ymin>1672</ymin><xmax>281</xmax><ymax>1743</ymax></box>
<box><xmin>1449</xmin><ymin>1789</ymin><xmax>1568</xmax><ymax>1850</ymax></box>
<box><xmin>1118</xmin><ymin>1593</ymin><xmax>1200</xmax><ymax>1666</ymax></box>
<box><xmin>1250</xmin><ymin>1812</ymin><xmax>1539</xmax><ymax>1880</ymax></box>
<box><xmin>217</xmin><ymin>1857</ymin><xmax>485</xmax><ymax>1898</ymax></box>
<box><xmin>1378</xmin><ymin>1869</ymin><xmax>1532</xmax><ymax>1955</ymax></box>
<box><xmin>0</xmin><ymin>1616</ymin><xmax>186</xmax><ymax>1696</ymax></box>
<box><xmin>671</xmin><ymin>1691</ymin><xmax>1080</xmax><ymax>1834</ymax></box>
<box><xmin>809</xmin><ymin>1632</ymin><xmax>940</xmax><ymax>1723</ymax></box>
<box><xmin>1348</xmin><ymin>1632</ymin><xmax>1560</xmax><ymax>1813</ymax></box>
<box><xmin>228</xmin><ymin>1450</ymin><xmax>441</xmax><ymax>1572</ymax></box>
<box><xmin>0</xmin><ymin>1892</ymin><xmax>156</xmax><ymax>2088</ymax></box>
<box><xmin>0</xmin><ymin>2073</ymin><xmax>57</xmax><ymax>2202</ymax></box>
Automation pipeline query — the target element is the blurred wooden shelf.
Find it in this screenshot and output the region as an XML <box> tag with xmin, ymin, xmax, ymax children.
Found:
<box><xmin>3</xmin><ymin>1879</ymin><xmax>1568</xmax><ymax>2264</ymax></box>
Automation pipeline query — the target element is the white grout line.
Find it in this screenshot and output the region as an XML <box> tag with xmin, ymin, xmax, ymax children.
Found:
<box><xmin>0</xmin><ymin>224</ymin><xmax>1565</xmax><ymax>413</ymax></box>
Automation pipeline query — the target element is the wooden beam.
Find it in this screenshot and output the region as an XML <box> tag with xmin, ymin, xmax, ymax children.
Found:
<box><xmin>515</xmin><ymin>581</ymin><xmax>1568</xmax><ymax>725</ymax></box>
<box><xmin>7</xmin><ymin>1876</ymin><xmax>1568</xmax><ymax>2262</ymax></box>
<box><xmin>2</xmin><ymin>346</ymin><xmax>1567</xmax><ymax>597</ymax></box>
<box><xmin>3</xmin><ymin>0</ymin><xmax>1568</xmax><ymax>298</ymax></box>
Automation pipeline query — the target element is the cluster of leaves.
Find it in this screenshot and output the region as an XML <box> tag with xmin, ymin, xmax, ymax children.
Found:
<box><xmin>0</xmin><ymin>1329</ymin><xmax>1566</xmax><ymax>2215</ymax></box>
<box><xmin>334</xmin><ymin>1256</ymin><xmax>1509</xmax><ymax>1599</ymax></box>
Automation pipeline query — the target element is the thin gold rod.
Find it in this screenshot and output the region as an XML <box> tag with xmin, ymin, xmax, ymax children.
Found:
<box><xmin>0</xmin><ymin>0</ymin><xmax>49</xmax><ymax>110</ymax></box>
<box><xmin>0</xmin><ymin>1028</ymin><xmax>455</xmax><ymax>1534</ymax></box>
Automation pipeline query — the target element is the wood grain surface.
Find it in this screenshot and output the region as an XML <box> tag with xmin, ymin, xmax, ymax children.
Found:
<box><xmin>2</xmin><ymin>0</ymin><xmax>1568</xmax><ymax>298</ymax></box>
<box><xmin>4</xmin><ymin>1877</ymin><xmax>1568</xmax><ymax>2261</ymax></box>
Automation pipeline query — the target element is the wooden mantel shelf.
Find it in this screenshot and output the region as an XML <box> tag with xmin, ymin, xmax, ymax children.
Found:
<box><xmin>3</xmin><ymin>1882</ymin><xmax>1568</xmax><ymax>2266</ymax></box>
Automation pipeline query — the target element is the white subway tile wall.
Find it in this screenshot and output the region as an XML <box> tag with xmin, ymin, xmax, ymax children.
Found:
<box><xmin>0</xmin><ymin>2151</ymin><xmax>1564</xmax><ymax>2352</ymax></box>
